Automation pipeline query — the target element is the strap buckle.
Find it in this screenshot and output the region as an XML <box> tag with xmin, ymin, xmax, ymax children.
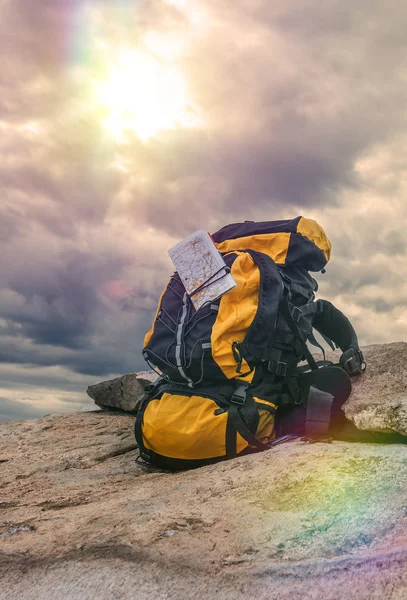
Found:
<box><xmin>341</xmin><ymin>348</ymin><xmax>366</xmax><ymax>376</ymax></box>
<box><xmin>267</xmin><ymin>360</ymin><xmax>288</xmax><ymax>377</ymax></box>
<box><xmin>291</xmin><ymin>306</ymin><xmax>302</xmax><ymax>323</ymax></box>
<box><xmin>231</xmin><ymin>382</ymin><xmax>248</xmax><ymax>405</ymax></box>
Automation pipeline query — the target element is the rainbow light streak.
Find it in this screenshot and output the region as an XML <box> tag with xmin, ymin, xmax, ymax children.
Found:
<box><xmin>252</xmin><ymin>454</ymin><xmax>398</xmax><ymax>560</ymax></box>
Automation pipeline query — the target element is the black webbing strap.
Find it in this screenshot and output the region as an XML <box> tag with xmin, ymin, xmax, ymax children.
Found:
<box><xmin>308</xmin><ymin>331</ymin><xmax>326</xmax><ymax>359</ymax></box>
<box><xmin>228</xmin><ymin>403</ymin><xmax>268</xmax><ymax>452</ymax></box>
<box><xmin>226</xmin><ymin>415</ymin><xmax>237</xmax><ymax>458</ymax></box>
<box><xmin>225</xmin><ymin>381</ymin><xmax>269</xmax><ymax>458</ymax></box>
<box><xmin>289</xmin><ymin>282</ymin><xmax>314</xmax><ymax>300</ymax></box>
<box><xmin>280</xmin><ymin>298</ymin><xmax>319</xmax><ymax>371</ymax></box>
<box><xmin>134</xmin><ymin>401</ymin><xmax>153</xmax><ymax>462</ymax></box>
<box><xmin>320</xmin><ymin>332</ymin><xmax>336</xmax><ymax>351</ymax></box>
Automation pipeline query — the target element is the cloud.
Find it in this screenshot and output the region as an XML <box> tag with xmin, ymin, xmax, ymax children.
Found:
<box><xmin>1</xmin><ymin>0</ymin><xmax>407</xmax><ymax>418</ymax></box>
<box><xmin>0</xmin><ymin>363</ymin><xmax>101</xmax><ymax>421</ymax></box>
<box><xmin>0</xmin><ymin>397</ymin><xmax>45</xmax><ymax>421</ymax></box>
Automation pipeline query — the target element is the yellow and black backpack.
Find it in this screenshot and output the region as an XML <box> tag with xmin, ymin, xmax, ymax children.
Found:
<box><xmin>135</xmin><ymin>216</ymin><xmax>335</xmax><ymax>469</ymax></box>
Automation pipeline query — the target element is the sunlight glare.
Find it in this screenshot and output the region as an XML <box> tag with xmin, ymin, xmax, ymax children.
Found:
<box><xmin>98</xmin><ymin>48</ymin><xmax>200</xmax><ymax>142</ymax></box>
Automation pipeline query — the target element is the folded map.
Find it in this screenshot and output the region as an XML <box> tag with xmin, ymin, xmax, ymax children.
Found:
<box><xmin>168</xmin><ymin>230</ymin><xmax>236</xmax><ymax>311</ymax></box>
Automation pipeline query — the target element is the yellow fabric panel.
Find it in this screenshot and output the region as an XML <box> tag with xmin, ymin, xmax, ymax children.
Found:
<box><xmin>143</xmin><ymin>281</ymin><xmax>170</xmax><ymax>347</ymax></box>
<box><xmin>211</xmin><ymin>252</ymin><xmax>260</xmax><ymax>381</ymax></box>
<box><xmin>141</xmin><ymin>392</ymin><xmax>278</xmax><ymax>459</ymax></box>
<box><xmin>296</xmin><ymin>217</ymin><xmax>331</xmax><ymax>262</ymax></box>
<box><xmin>256</xmin><ymin>409</ymin><xmax>276</xmax><ymax>443</ymax></box>
<box><xmin>254</xmin><ymin>397</ymin><xmax>278</xmax><ymax>444</ymax></box>
<box><xmin>254</xmin><ymin>398</ymin><xmax>278</xmax><ymax>410</ymax></box>
<box><xmin>236</xmin><ymin>431</ymin><xmax>250</xmax><ymax>454</ymax></box>
<box><xmin>142</xmin><ymin>393</ymin><xmax>247</xmax><ymax>459</ymax></box>
<box><xmin>215</xmin><ymin>232</ymin><xmax>290</xmax><ymax>264</ymax></box>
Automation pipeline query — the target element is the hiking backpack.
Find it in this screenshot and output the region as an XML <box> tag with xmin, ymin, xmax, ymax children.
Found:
<box><xmin>136</xmin><ymin>217</ymin><xmax>343</xmax><ymax>469</ymax></box>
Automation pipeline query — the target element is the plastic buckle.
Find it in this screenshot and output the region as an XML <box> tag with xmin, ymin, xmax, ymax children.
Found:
<box><xmin>275</xmin><ymin>362</ymin><xmax>288</xmax><ymax>377</ymax></box>
<box><xmin>344</xmin><ymin>356</ymin><xmax>358</xmax><ymax>375</ymax></box>
<box><xmin>358</xmin><ymin>350</ymin><xmax>367</xmax><ymax>372</ymax></box>
<box><xmin>291</xmin><ymin>306</ymin><xmax>302</xmax><ymax>323</ymax></box>
<box><xmin>267</xmin><ymin>360</ymin><xmax>277</xmax><ymax>373</ymax></box>
<box><xmin>268</xmin><ymin>361</ymin><xmax>288</xmax><ymax>377</ymax></box>
<box><xmin>231</xmin><ymin>385</ymin><xmax>247</xmax><ymax>405</ymax></box>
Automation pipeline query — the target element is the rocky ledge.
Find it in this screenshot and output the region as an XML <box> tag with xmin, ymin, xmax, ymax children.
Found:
<box><xmin>1</xmin><ymin>342</ymin><xmax>407</xmax><ymax>599</ymax></box>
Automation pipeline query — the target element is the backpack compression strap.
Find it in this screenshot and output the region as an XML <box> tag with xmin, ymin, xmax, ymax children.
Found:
<box><xmin>225</xmin><ymin>381</ymin><xmax>273</xmax><ymax>458</ymax></box>
<box><xmin>280</xmin><ymin>298</ymin><xmax>319</xmax><ymax>371</ymax></box>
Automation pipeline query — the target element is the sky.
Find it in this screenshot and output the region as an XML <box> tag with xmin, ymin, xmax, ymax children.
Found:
<box><xmin>1</xmin><ymin>0</ymin><xmax>407</xmax><ymax>421</ymax></box>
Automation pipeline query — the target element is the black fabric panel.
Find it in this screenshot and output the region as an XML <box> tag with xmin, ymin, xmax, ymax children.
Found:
<box><xmin>312</xmin><ymin>300</ymin><xmax>359</xmax><ymax>352</ymax></box>
<box><xmin>144</xmin><ymin>254</ymin><xmax>239</xmax><ymax>384</ymax></box>
<box><xmin>143</xmin><ymin>273</ymin><xmax>186</xmax><ymax>381</ymax></box>
<box><xmin>286</xmin><ymin>232</ymin><xmax>328</xmax><ymax>272</ymax></box>
<box><xmin>211</xmin><ymin>217</ymin><xmax>301</xmax><ymax>243</ymax></box>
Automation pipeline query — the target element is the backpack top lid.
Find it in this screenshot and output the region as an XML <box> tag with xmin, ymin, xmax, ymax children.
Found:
<box><xmin>211</xmin><ymin>216</ymin><xmax>331</xmax><ymax>272</ymax></box>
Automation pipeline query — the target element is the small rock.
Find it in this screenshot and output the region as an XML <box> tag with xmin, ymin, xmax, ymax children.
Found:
<box><xmin>86</xmin><ymin>370</ymin><xmax>158</xmax><ymax>412</ymax></box>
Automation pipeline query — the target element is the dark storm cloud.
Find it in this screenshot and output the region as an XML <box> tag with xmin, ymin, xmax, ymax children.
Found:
<box><xmin>0</xmin><ymin>233</ymin><xmax>167</xmax><ymax>374</ymax></box>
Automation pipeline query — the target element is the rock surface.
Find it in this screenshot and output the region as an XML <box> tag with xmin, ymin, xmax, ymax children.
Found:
<box><xmin>86</xmin><ymin>371</ymin><xmax>158</xmax><ymax>412</ymax></box>
<box><xmin>3</xmin><ymin>341</ymin><xmax>407</xmax><ymax>599</ymax></box>
<box><xmin>2</xmin><ymin>407</ymin><xmax>407</xmax><ymax>599</ymax></box>
<box><xmin>342</xmin><ymin>342</ymin><xmax>407</xmax><ymax>435</ymax></box>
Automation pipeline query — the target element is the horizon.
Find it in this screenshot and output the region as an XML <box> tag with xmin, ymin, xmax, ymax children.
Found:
<box><xmin>1</xmin><ymin>0</ymin><xmax>407</xmax><ymax>421</ymax></box>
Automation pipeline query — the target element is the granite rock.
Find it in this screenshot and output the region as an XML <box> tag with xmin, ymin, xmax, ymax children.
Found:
<box><xmin>330</xmin><ymin>342</ymin><xmax>407</xmax><ymax>436</ymax></box>
<box><xmin>87</xmin><ymin>370</ymin><xmax>158</xmax><ymax>412</ymax></box>
<box><xmin>1</xmin><ymin>409</ymin><xmax>407</xmax><ymax>599</ymax></box>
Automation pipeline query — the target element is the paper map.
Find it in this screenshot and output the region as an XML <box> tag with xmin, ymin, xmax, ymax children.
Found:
<box><xmin>168</xmin><ymin>230</ymin><xmax>236</xmax><ymax>311</ymax></box>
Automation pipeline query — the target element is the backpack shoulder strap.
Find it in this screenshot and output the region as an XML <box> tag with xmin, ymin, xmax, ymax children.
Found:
<box><xmin>236</xmin><ymin>249</ymin><xmax>284</xmax><ymax>366</ymax></box>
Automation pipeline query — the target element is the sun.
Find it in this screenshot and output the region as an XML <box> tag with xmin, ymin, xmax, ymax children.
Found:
<box><xmin>97</xmin><ymin>48</ymin><xmax>200</xmax><ymax>142</ymax></box>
